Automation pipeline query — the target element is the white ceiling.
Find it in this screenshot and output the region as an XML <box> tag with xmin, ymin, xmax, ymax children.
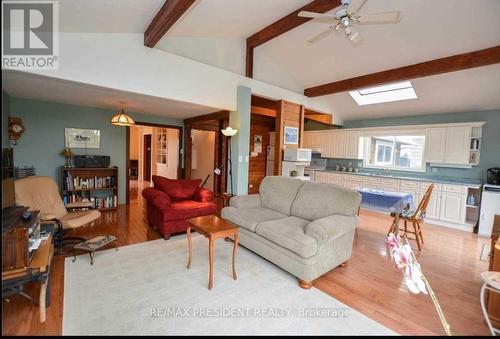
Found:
<box><xmin>167</xmin><ymin>0</ymin><xmax>310</xmax><ymax>38</ymax></box>
<box><xmin>6</xmin><ymin>0</ymin><xmax>500</xmax><ymax>122</ymax></box>
<box><xmin>158</xmin><ymin>0</ymin><xmax>500</xmax><ymax>120</ymax></box>
<box><xmin>58</xmin><ymin>0</ymin><xmax>164</xmax><ymax>33</ymax></box>
<box><xmin>255</xmin><ymin>0</ymin><xmax>500</xmax><ymax>89</ymax></box>
<box><xmin>2</xmin><ymin>71</ymin><xmax>219</xmax><ymax>120</ymax></box>
<box><xmin>327</xmin><ymin>64</ymin><xmax>500</xmax><ymax>121</ymax></box>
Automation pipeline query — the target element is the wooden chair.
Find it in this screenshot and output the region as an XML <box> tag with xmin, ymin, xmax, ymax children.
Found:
<box><xmin>387</xmin><ymin>184</ymin><xmax>434</xmax><ymax>251</ymax></box>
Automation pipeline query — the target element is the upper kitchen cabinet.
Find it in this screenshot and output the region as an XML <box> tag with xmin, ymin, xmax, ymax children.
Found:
<box><xmin>424</xmin><ymin>124</ymin><xmax>483</xmax><ymax>167</ymax></box>
<box><xmin>424</xmin><ymin>127</ymin><xmax>447</xmax><ymax>163</ymax></box>
<box><xmin>333</xmin><ymin>130</ymin><xmax>362</xmax><ymax>159</ymax></box>
<box><xmin>303</xmin><ymin>129</ymin><xmax>361</xmax><ymax>159</ymax></box>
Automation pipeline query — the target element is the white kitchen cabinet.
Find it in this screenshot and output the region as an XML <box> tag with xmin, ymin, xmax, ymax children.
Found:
<box><xmin>379</xmin><ymin>178</ymin><xmax>400</xmax><ymax>192</ymax></box>
<box><xmin>328</xmin><ymin>172</ymin><xmax>343</xmax><ymax>185</ymax></box>
<box><xmin>362</xmin><ymin>176</ymin><xmax>380</xmax><ymax>190</ymax></box>
<box><xmin>425</xmin><ymin>126</ymin><xmax>472</xmax><ymax>165</ymax></box>
<box><xmin>332</xmin><ymin>130</ymin><xmax>346</xmax><ymax>158</ymax></box>
<box><xmin>425</xmin><ymin>128</ymin><xmax>446</xmax><ymax>163</ymax></box>
<box><xmin>444</xmin><ymin>126</ymin><xmax>471</xmax><ymax>165</ymax></box>
<box><xmin>315</xmin><ymin>171</ymin><xmax>329</xmax><ymax>183</ymax></box>
<box><xmin>345</xmin><ymin>130</ymin><xmax>361</xmax><ymax>159</ymax></box>
<box><xmin>424</xmin><ymin>190</ymin><xmax>441</xmax><ymax>220</ymax></box>
<box><xmin>320</xmin><ymin>131</ymin><xmax>335</xmax><ymax>158</ymax></box>
<box><xmin>440</xmin><ymin>191</ymin><xmax>466</xmax><ymax>224</ymax></box>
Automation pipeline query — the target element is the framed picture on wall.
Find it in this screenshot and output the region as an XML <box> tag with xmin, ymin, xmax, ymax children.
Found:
<box><xmin>284</xmin><ymin>126</ymin><xmax>299</xmax><ymax>145</ymax></box>
<box><xmin>65</xmin><ymin>128</ymin><xmax>101</xmax><ymax>148</ymax></box>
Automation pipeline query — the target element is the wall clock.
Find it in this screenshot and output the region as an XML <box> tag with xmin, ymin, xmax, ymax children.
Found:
<box><xmin>8</xmin><ymin>117</ymin><xmax>25</xmax><ymax>144</ymax></box>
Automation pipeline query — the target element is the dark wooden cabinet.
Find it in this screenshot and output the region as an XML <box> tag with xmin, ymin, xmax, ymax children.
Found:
<box><xmin>2</xmin><ymin>207</ymin><xmax>40</xmax><ymax>271</ymax></box>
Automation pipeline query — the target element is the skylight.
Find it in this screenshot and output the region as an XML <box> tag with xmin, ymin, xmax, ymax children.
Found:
<box><xmin>349</xmin><ymin>81</ymin><xmax>417</xmax><ymax>106</ymax></box>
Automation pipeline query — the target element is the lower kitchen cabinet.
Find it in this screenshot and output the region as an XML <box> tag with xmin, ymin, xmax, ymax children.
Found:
<box><xmin>439</xmin><ymin>191</ymin><xmax>466</xmax><ymax>224</ymax></box>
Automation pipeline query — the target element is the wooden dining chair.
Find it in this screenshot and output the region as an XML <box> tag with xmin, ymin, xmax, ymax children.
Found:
<box><xmin>387</xmin><ymin>184</ymin><xmax>434</xmax><ymax>251</ymax></box>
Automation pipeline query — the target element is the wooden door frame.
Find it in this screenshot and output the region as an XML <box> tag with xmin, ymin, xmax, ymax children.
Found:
<box><xmin>126</xmin><ymin>122</ymin><xmax>183</xmax><ymax>204</ymax></box>
<box><xmin>143</xmin><ymin>134</ymin><xmax>152</xmax><ymax>182</ymax></box>
<box><xmin>184</xmin><ymin>121</ymin><xmax>227</xmax><ymax>195</ymax></box>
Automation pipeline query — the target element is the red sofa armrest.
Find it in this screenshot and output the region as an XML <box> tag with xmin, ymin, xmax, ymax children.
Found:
<box><xmin>193</xmin><ymin>187</ymin><xmax>214</xmax><ymax>203</ymax></box>
<box><xmin>142</xmin><ymin>187</ymin><xmax>172</xmax><ymax>209</ymax></box>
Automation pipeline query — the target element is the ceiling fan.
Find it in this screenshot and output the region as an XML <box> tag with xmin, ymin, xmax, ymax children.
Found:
<box><xmin>298</xmin><ymin>0</ymin><xmax>401</xmax><ymax>45</ymax></box>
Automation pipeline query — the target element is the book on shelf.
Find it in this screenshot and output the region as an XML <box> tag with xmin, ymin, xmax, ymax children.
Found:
<box><xmin>63</xmin><ymin>194</ymin><xmax>118</xmax><ymax>209</ymax></box>
<box><xmin>63</xmin><ymin>173</ymin><xmax>116</xmax><ymax>191</ymax></box>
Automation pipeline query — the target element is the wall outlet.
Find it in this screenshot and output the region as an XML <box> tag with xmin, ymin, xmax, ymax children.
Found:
<box><xmin>245</xmin><ymin>155</ymin><xmax>249</xmax><ymax>162</ymax></box>
<box><xmin>431</xmin><ymin>167</ymin><xmax>438</xmax><ymax>173</ymax></box>
<box><xmin>238</xmin><ymin>155</ymin><xmax>243</xmax><ymax>163</ymax></box>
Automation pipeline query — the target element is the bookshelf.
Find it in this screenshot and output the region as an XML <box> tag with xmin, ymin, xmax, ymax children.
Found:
<box><xmin>61</xmin><ymin>166</ymin><xmax>118</xmax><ymax>211</ymax></box>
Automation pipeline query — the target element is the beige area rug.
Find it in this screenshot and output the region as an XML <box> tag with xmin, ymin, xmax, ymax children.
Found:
<box><xmin>63</xmin><ymin>234</ymin><xmax>396</xmax><ymax>335</ymax></box>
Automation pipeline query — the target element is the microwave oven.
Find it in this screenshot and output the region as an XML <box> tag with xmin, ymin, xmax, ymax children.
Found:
<box><xmin>283</xmin><ymin>148</ymin><xmax>312</xmax><ymax>162</ymax></box>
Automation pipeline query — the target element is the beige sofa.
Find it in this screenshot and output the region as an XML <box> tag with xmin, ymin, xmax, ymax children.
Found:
<box><xmin>221</xmin><ymin>176</ymin><xmax>361</xmax><ymax>289</ymax></box>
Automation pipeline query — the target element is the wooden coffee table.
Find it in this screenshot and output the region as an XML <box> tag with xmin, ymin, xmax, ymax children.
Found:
<box><xmin>186</xmin><ymin>215</ymin><xmax>239</xmax><ymax>290</ymax></box>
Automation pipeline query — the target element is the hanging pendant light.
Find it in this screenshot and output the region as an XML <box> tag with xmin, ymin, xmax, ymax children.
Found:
<box><xmin>111</xmin><ymin>108</ymin><xmax>135</xmax><ymax>126</ymax></box>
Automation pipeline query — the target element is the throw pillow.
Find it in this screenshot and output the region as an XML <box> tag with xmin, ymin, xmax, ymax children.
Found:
<box><xmin>152</xmin><ymin>175</ymin><xmax>201</xmax><ymax>201</ymax></box>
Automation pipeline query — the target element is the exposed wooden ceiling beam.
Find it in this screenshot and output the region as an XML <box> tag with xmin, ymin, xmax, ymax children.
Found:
<box><xmin>246</xmin><ymin>0</ymin><xmax>341</xmax><ymax>77</ymax></box>
<box><xmin>184</xmin><ymin>110</ymin><xmax>229</xmax><ymax>125</ymax></box>
<box><xmin>252</xmin><ymin>106</ymin><xmax>276</xmax><ymax>118</ymax></box>
<box><xmin>304</xmin><ymin>45</ymin><xmax>500</xmax><ymax>97</ymax></box>
<box><xmin>144</xmin><ymin>0</ymin><xmax>196</xmax><ymax>48</ymax></box>
<box><xmin>304</xmin><ymin>109</ymin><xmax>332</xmax><ymax>125</ymax></box>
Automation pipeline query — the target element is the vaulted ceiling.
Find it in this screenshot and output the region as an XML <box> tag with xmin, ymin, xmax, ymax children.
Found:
<box><xmin>34</xmin><ymin>0</ymin><xmax>500</xmax><ymax>121</ymax></box>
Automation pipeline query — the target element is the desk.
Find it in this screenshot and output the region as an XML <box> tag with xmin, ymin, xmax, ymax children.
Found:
<box><xmin>2</xmin><ymin>234</ymin><xmax>54</xmax><ymax>322</ymax></box>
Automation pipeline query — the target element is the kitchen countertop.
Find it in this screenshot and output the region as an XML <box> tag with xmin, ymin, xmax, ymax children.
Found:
<box><xmin>312</xmin><ymin>168</ymin><xmax>484</xmax><ymax>187</ymax></box>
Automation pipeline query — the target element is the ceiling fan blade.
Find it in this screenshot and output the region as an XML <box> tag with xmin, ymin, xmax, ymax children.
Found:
<box><xmin>298</xmin><ymin>11</ymin><xmax>335</xmax><ymax>20</ymax></box>
<box><xmin>307</xmin><ymin>28</ymin><xmax>334</xmax><ymax>44</ymax></box>
<box><xmin>357</xmin><ymin>11</ymin><xmax>401</xmax><ymax>24</ymax></box>
<box><xmin>347</xmin><ymin>0</ymin><xmax>367</xmax><ymax>14</ymax></box>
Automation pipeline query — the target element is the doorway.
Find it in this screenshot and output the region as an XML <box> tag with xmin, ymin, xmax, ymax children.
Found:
<box><xmin>191</xmin><ymin>129</ymin><xmax>216</xmax><ymax>191</ymax></box>
<box><xmin>127</xmin><ymin>123</ymin><xmax>182</xmax><ymax>204</ymax></box>
<box><xmin>143</xmin><ymin>134</ymin><xmax>152</xmax><ymax>182</ymax></box>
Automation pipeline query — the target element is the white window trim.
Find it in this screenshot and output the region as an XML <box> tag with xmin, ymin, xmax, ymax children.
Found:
<box><xmin>362</xmin><ymin>132</ymin><xmax>427</xmax><ymax>173</ymax></box>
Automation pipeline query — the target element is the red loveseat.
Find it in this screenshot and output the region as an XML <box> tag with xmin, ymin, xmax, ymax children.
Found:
<box><xmin>142</xmin><ymin>175</ymin><xmax>217</xmax><ymax>239</ymax></box>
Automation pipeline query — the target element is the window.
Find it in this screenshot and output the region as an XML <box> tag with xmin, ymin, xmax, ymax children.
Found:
<box><xmin>375</xmin><ymin>140</ymin><xmax>393</xmax><ymax>165</ymax></box>
<box><xmin>156</xmin><ymin>128</ymin><xmax>168</xmax><ymax>165</ymax></box>
<box><xmin>349</xmin><ymin>81</ymin><xmax>417</xmax><ymax>106</ymax></box>
<box><xmin>363</xmin><ymin>134</ymin><xmax>426</xmax><ymax>172</ymax></box>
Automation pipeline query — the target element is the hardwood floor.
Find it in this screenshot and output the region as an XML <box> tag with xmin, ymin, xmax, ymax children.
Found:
<box><xmin>2</xmin><ymin>202</ymin><xmax>490</xmax><ymax>335</ymax></box>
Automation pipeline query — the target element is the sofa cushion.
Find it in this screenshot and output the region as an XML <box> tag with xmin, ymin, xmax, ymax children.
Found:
<box><xmin>152</xmin><ymin>175</ymin><xmax>201</xmax><ymax>201</ymax></box>
<box><xmin>256</xmin><ymin>216</ymin><xmax>318</xmax><ymax>258</ymax></box>
<box><xmin>142</xmin><ymin>187</ymin><xmax>172</xmax><ymax>209</ymax></box>
<box><xmin>162</xmin><ymin>200</ymin><xmax>216</xmax><ymax>221</ymax></box>
<box><xmin>221</xmin><ymin>207</ymin><xmax>286</xmax><ymax>233</ymax></box>
<box><xmin>305</xmin><ymin>214</ymin><xmax>359</xmax><ymax>245</ymax></box>
<box><xmin>259</xmin><ymin>176</ymin><xmax>305</xmax><ymax>216</ymax></box>
<box><xmin>290</xmin><ymin>181</ymin><xmax>361</xmax><ymax>221</ymax></box>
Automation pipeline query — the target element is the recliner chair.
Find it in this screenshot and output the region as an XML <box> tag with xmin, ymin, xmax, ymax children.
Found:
<box><xmin>15</xmin><ymin>176</ymin><xmax>101</xmax><ymax>254</ymax></box>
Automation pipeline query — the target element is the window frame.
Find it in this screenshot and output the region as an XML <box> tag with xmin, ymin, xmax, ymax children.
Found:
<box><xmin>362</xmin><ymin>130</ymin><xmax>427</xmax><ymax>173</ymax></box>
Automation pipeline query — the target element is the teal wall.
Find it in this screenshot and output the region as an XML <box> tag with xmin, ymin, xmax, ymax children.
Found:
<box><xmin>7</xmin><ymin>96</ymin><xmax>183</xmax><ymax>203</ymax></box>
<box><xmin>2</xmin><ymin>91</ymin><xmax>11</xmax><ymax>148</ymax></box>
<box><xmin>229</xmin><ymin>86</ymin><xmax>251</xmax><ymax>196</ymax></box>
<box><xmin>329</xmin><ymin>110</ymin><xmax>500</xmax><ymax>181</ymax></box>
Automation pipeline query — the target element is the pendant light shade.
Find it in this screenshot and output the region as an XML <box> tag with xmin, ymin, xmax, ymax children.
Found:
<box><xmin>111</xmin><ymin>109</ymin><xmax>135</xmax><ymax>126</ymax></box>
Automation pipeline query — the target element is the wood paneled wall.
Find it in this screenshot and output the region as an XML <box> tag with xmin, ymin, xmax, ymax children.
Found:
<box><xmin>274</xmin><ymin>100</ymin><xmax>305</xmax><ymax>175</ymax></box>
<box><xmin>248</xmin><ymin>114</ymin><xmax>275</xmax><ymax>194</ymax></box>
